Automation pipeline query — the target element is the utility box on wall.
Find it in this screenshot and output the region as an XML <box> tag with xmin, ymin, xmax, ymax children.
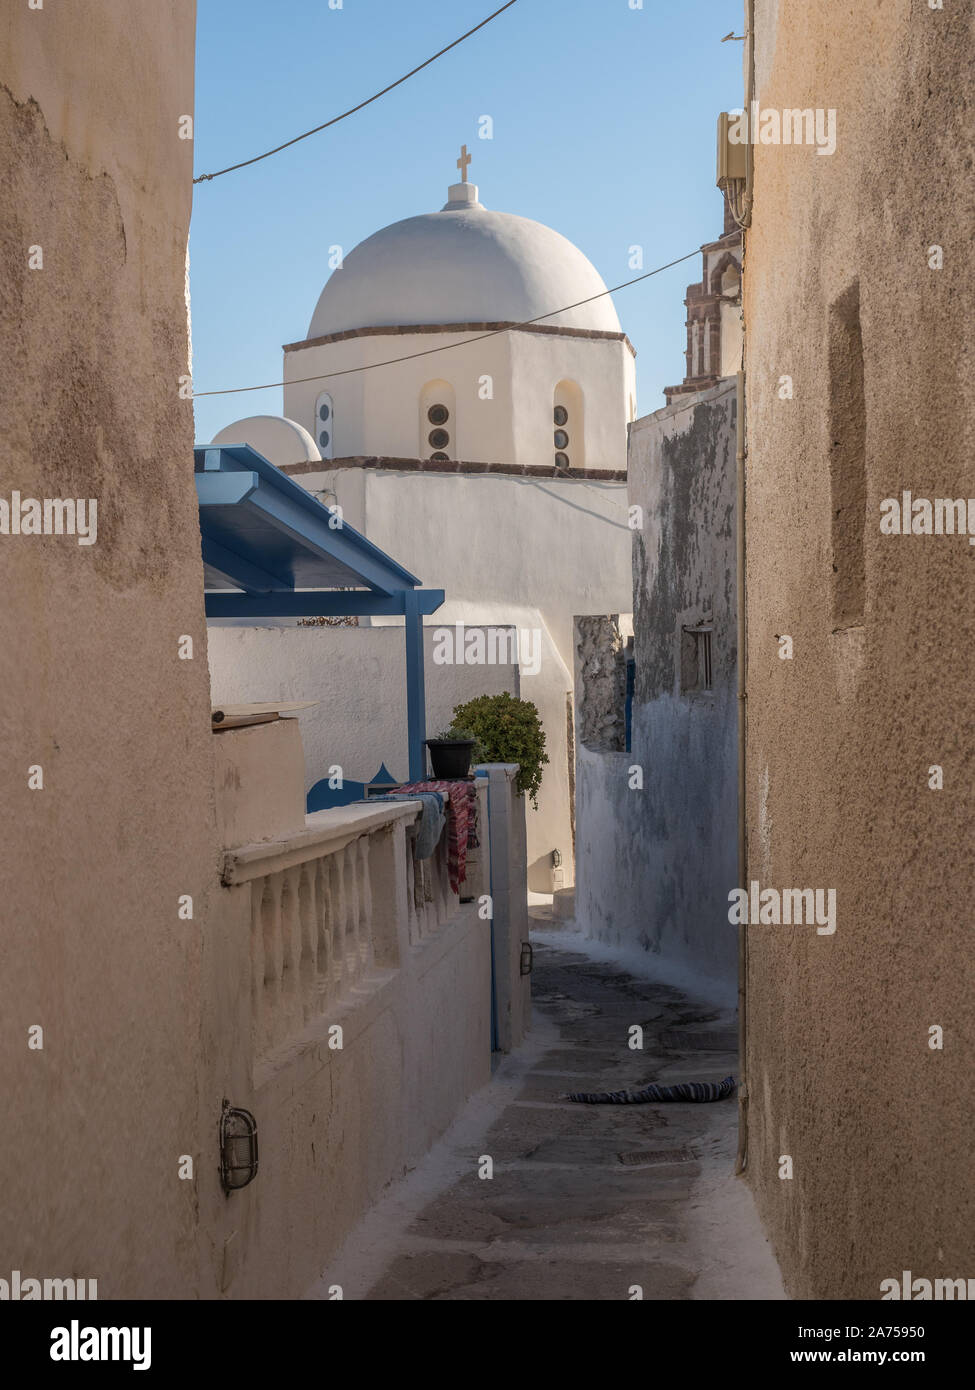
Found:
<box><xmin>716</xmin><ymin>111</ymin><xmax>748</xmax><ymax>188</ymax></box>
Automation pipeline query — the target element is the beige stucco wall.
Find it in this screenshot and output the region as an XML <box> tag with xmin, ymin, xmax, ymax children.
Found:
<box><xmin>213</xmin><ymin>719</ymin><xmax>307</xmax><ymax>849</ymax></box>
<box><xmin>742</xmin><ymin>0</ymin><xmax>975</xmax><ymax>1297</ymax></box>
<box><xmin>0</xmin><ymin>1</ymin><xmax>216</xmax><ymax>1296</ymax></box>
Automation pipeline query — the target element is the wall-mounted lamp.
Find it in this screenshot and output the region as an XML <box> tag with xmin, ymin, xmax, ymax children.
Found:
<box><xmin>219</xmin><ymin>1099</ymin><xmax>259</xmax><ymax>1194</ymax></box>
<box><xmin>552</xmin><ymin>849</ymin><xmax>562</xmax><ymax>868</ymax></box>
<box><xmin>520</xmin><ymin>942</ymin><xmax>533</xmax><ymax>976</ymax></box>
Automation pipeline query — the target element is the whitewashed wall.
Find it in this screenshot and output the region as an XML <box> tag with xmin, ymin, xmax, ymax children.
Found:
<box><xmin>207</xmin><ymin>619</ymin><xmax>574</xmax><ymax>892</ymax></box>
<box><xmin>573</xmin><ymin>383</ymin><xmax>739</xmax><ymax>1005</ymax></box>
<box><xmin>289</xmin><ymin>466</ymin><xmax>632</xmax><ymax>664</ymax></box>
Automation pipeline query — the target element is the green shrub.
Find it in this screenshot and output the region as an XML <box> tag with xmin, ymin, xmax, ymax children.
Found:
<box><xmin>451</xmin><ymin>693</ymin><xmax>549</xmax><ymax>809</ymax></box>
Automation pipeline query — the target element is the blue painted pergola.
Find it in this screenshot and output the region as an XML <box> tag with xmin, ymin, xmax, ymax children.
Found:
<box><xmin>195</xmin><ymin>443</ymin><xmax>444</xmax><ymax>781</ymax></box>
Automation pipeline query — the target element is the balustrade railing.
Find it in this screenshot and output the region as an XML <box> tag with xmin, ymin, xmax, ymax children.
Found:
<box><xmin>222</xmin><ymin>795</ymin><xmax>481</xmax><ymax>1060</ymax></box>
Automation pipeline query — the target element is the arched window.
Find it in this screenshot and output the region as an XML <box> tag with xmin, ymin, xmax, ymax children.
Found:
<box><xmin>720</xmin><ymin>262</ymin><xmax>741</xmax><ymax>297</ymax></box>
<box><xmin>420</xmin><ymin>379</ymin><xmax>456</xmax><ymax>460</ymax></box>
<box><xmin>710</xmin><ymin>250</ymin><xmax>742</xmax><ymax>300</ymax></box>
<box><xmin>314</xmin><ymin>392</ymin><xmax>334</xmax><ymax>460</ymax></box>
<box><xmin>553</xmin><ymin>380</ymin><xmax>584</xmax><ymax>470</ymax></box>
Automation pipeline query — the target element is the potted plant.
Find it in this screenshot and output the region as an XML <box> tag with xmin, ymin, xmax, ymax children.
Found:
<box><xmin>450</xmin><ymin>693</ymin><xmax>549</xmax><ymax>808</ymax></box>
<box><xmin>424</xmin><ymin>727</ymin><xmax>480</xmax><ymax>780</ymax></box>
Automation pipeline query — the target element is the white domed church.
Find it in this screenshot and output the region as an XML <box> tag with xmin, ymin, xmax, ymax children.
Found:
<box><xmin>208</xmin><ymin>156</ymin><xmax>636</xmax><ymax>892</ymax></box>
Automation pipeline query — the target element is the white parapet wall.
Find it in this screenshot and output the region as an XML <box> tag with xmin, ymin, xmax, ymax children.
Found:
<box><xmin>200</xmin><ymin>721</ymin><xmax>528</xmax><ymax>1297</ymax></box>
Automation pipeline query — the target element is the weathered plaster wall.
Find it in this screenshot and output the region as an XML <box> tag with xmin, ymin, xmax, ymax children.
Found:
<box><xmin>742</xmin><ymin>0</ymin><xmax>975</xmax><ymax>1298</ymax></box>
<box><xmin>574</xmin><ymin>384</ymin><xmax>738</xmax><ymax>1005</ymax></box>
<box><xmin>0</xmin><ymin>2</ymin><xmax>216</xmax><ymax>1296</ymax></box>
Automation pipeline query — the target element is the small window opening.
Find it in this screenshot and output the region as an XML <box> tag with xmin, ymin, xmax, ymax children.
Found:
<box><xmin>681</xmin><ymin>620</ymin><xmax>713</xmax><ymax>693</ymax></box>
<box><xmin>553</xmin><ymin>382</ymin><xmax>583</xmax><ymax>469</ymax></box>
<box><xmin>315</xmin><ymin>392</ymin><xmax>334</xmax><ymax>460</ymax></box>
<box><xmin>420</xmin><ymin>381</ymin><xmax>455</xmax><ymax>459</ymax></box>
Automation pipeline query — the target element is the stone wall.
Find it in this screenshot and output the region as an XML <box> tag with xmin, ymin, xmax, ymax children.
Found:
<box><xmin>574</xmin><ymin>616</ymin><xmax>627</xmax><ymax>752</ymax></box>
<box><xmin>742</xmin><ymin>0</ymin><xmax>975</xmax><ymax>1299</ymax></box>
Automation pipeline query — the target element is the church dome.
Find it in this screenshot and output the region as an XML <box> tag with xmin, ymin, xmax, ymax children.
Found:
<box><xmin>307</xmin><ymin>182</ymin><xmax>622</xmax><ymax>340</ymax></box>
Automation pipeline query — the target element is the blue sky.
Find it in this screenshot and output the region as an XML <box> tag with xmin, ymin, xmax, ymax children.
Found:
<box><xmin>190</xmin><ymin>0</ymin><xmax>745</xmax><ymax>444</ymax></box>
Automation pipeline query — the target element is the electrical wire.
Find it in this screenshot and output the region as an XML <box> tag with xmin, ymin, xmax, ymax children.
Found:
<box><xmin>191</xmin><ymin>248</ymin><xmax>702</xmax><ymax>398</ymax></box>
<box><xmin>193</xmin><ymin>1</ymin><xmax>520</xmax><ymax>184</ymax></box>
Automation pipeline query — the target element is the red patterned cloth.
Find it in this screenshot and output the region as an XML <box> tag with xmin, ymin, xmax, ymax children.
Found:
<box><xmin>398</xmin><ymin>779</ymin><xmax>478</xmax><ymax>893</ymax></box>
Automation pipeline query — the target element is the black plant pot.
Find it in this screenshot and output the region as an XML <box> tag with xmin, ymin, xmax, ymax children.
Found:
<box><xmin>425</xmin><ymin>739</ymin><xmax>475</xmax><ymax>780</ymax></box>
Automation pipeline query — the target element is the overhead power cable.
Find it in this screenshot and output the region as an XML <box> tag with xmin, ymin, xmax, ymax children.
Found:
<box><xmin>191</xmin><ymin>248</ymin><xmax>701</xmax><ymax>398</ymax></box>
<box><xmin>194</xmin><ymin>0</ymin><xmax>520</xmax><ymax>184</ymax></box>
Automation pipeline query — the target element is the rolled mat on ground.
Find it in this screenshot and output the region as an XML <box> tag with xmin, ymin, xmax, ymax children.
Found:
<box><xmin>566</xmin><ymin>1075</ymin><xmax>737</xmax><ymax>1104</ymax></box>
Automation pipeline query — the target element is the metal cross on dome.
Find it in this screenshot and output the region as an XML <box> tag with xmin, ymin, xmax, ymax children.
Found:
<box><xmin>456</xmin><ymin>144</ymin><xmax>472</xmax><ymax>182</ymax></box>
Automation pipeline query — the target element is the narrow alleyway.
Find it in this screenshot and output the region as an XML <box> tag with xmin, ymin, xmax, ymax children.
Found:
<box><xmin>308</xmin><ymin>933</ymin><xmax>784</xmax><ymax>1301</ymax></box>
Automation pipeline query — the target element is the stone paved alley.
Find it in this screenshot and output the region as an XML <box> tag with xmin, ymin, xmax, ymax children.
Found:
<box><xmin>309</xmin><ymin>933</ymin><xmax>784</xmax><ymax>1301</ymax></box>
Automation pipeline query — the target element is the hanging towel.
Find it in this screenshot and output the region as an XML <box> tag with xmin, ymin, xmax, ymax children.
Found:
<box><xmin>397</xmin><ymin>780</ymin><xmax>478</xmax><ymax>892</ymax></box>
<box><xmin>366</xmin><ymin>791</ymin><xmax>444</xmax><ymax>859</ymax></box>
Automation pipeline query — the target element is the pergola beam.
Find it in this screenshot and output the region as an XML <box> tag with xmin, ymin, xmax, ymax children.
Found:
<box><xmin>204</xmin><ymin>589</ymin><xmax>445</xmax><ymax>619</ymax></box>
<box><xmin>201</xmin><ymin>536</ymin><xmax>293</xmax><ymax>594</ymax></box>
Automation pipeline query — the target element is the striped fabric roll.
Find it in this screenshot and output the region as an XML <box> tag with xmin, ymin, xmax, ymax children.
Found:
<box><xmin>567</xmin><ymin>1075</ymin><xmax>737</xmax><ymax>1105</ymax></box>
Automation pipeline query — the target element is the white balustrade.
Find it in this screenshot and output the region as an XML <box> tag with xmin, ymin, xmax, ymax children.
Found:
<box><xmin>222</xmin><ymin>796</ymin><xmax>480</xmax><ymax>1059</ymax></box>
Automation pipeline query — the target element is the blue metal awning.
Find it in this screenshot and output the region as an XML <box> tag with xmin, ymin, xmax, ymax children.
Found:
<box><xmin>195</xmin><ymin>443</ymin><xmax>444</xmax><ymax>779</ymax></box>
